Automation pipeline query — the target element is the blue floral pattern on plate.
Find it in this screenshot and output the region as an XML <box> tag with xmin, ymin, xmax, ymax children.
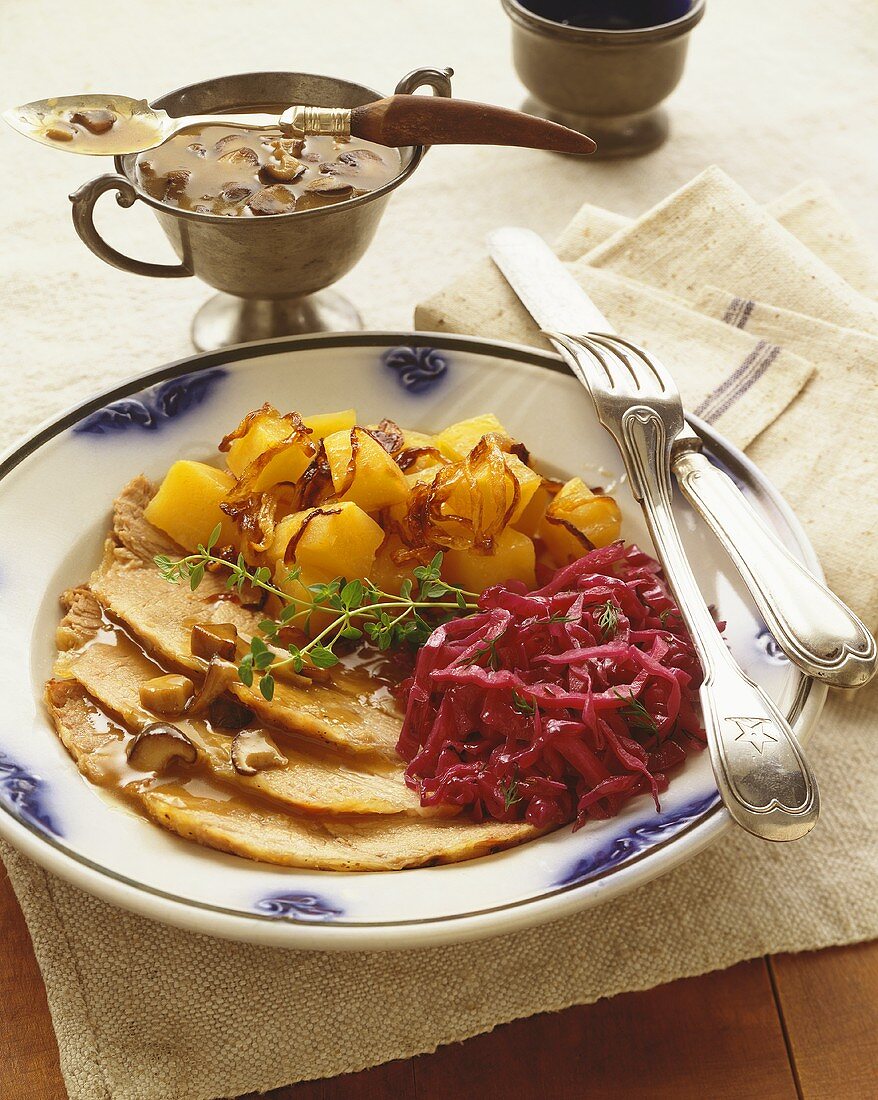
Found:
<box><xmin>382</xmin><ymin>346</ymin><xmax>449</xmax><ymax>393</ymax></box>
<box><xmin>74</xmin><ymin>368</ymin><xmax>226</xmax><ymax>435</ymax></box>
<box><xmin>255</xmin><ymin>892</ymin><xmax>343</xmax><ymax>922</ymax></box>
<box><xmin>0</xmin><ymin>752</ymin><xmax>61</xmax><ymax>836</ymax></box>
<box><xmin>555</xmin><ymin>792</ymin><xmax>719</xmax><ymax>887</ymax></box>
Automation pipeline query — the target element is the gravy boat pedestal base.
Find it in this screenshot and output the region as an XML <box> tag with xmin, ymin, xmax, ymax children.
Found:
<box><xmin>191</xmin><ymin>289</ymin><xmax>362</xmax><ymax>351</ymax></box>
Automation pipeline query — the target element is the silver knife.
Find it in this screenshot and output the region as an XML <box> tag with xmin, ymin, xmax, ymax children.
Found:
<box><xmin>488</xmin><ymin>227</ymin><xmax>877</xmax><ymax>689</ymax></box>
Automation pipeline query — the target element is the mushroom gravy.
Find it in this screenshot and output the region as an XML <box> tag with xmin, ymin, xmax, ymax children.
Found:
<box><xmin>136</xmin><ymin>124</ymin><xmax>401</xmax><ymax>216</ymax></box>
<box><xmin>40</xmin><ymin>102</ymin><xmax>161</xmax><ymax>154</ymax></box>
<box><xmin>53</xmin><ymin>606</ymin><xmax>409</xmax><ymax>813</ymax></box>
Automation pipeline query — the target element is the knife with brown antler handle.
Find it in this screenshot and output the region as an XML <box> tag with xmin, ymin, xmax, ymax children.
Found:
<box><xmin>281</xmin><ymin>96</ymin><xmax>597</xmax><ymax>154</ymax></box>
<box><xmin>487</xmin><ymin>227</ymin><xmax>877</xmax><ymax>690</ymax></box>
<box><xmin>5</xmin><ymin>91</ymin><xmax>597</xmax><ymax>157</ymax></box>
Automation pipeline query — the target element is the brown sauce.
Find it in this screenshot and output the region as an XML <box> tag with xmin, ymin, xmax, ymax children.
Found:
<box><xmin>39</xmin><ymin>103</ymin><xmax>160</xmax><ymax>154</ymax></box>
<box><xmin>136</xmin><ymin>124</ymin><xmax>401</xmax><ymax>217</ymax></box>
<box><xmin>58</xmin><ymin>612</ymin><xmax>408</xmax><ymax>819</ymax></box>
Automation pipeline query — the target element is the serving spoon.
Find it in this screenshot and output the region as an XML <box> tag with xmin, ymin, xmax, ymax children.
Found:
<box><xmin>3</xmin><ymin>92</ymin><xmax>597</xmax><ymax>156</ymax></box>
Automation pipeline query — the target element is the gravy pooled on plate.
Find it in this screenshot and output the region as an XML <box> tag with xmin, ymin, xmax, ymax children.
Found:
<box><xmin>135</xmin><ymin>124</ymin><xmax>402</xmax><ymax>216</ymax></box>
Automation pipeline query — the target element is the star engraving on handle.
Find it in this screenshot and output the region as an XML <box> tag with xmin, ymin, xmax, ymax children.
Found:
<box><xmin>728</xmin><ymin>717</ymin><xmax>778</xmax><ymax>754</ymax></box>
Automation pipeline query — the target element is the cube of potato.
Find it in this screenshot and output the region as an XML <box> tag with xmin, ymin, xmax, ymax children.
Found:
<box><xmin>402</xmin><ymin>429</ymin><xmax>435</xmax><ymax>450</ymax></box>
<box><xmin>406</xmin><ymin>465</ymin><xmax>442</xmax><ymax>488</ymax></box>
<box><xmin>505</xmin><ymin>454</ymin><xmax>541</xmax><ymax>523</ymax></box>
<box><xmin>272</xmin><ymin>560</ymin><xmax>337</xmax><ymax>635</ymax></box>
<box><xmin>249</xmin><ymin>441</ymin><xmax>313</xmax><ymax>492</ymax></box>
<box><xmin>397</xmin><ymin>429</ymin><xmax>446</xmax><ymax>472</ymax></box>
<box><xmin>538</xmin><ymin>477</ymin><xmax>622</xmax><ymax>565</ymax></box>
<box><xmin>437</xmin><ymin>452</ymin><xmax>538</xmax><ymax>529</ymax></box>
<box><xmin>369</xmin><ymin>534</ymin><xmax>415</xmax><ymax>595</ymax></box>
<box><xmin>144</xmin><ymin>461</ymin><xmax>238</xmax><ymax>552</ymax></box>
<box><xmin>323</xmin><ymin>428</ymin><xmax>409</xmax><ymax>512</ymax></box>
<box><xmin>444</xmin><ymin>528</ymin><xmax>535</xmax><ymax>592</ymax></box>
<box><xmin>434</xmin><ymin>414</ymin><xmax>512</xmax><ymax>461</ymax></box>
<box><xmin>303</xmin><ymin>408</ymin><xmax>356</xmax><ymax>439</ymax></box>
<box><xmin>269</xmin><ymin>502</ymin><xmax>384</xmax><ymax>580</ymax></box>
<box><xmin>513</xmin><ymin>480</ymin><xmax>557</xmax><ymax>537</ymax></box>
<box><xmin>225</xmin><ymin>409</ymin><xmax>292</xmax><ymax>476</ymax></box>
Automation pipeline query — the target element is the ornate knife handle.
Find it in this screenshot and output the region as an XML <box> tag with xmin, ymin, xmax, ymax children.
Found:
<box><xmin>673</xmin><ymin>445</ymin><xmax>877</xmax><ymax>689</ymax></box>
<box><xmin>620</xmin><ymin>407</ymin><xmax>820</xmax><ymax>842</ymax></box>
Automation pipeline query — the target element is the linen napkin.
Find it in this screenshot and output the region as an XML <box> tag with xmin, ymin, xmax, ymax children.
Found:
<box><xmin>3</xmin><ymin>170</ymin><xmax>878</xmax><ymax>1100</ymax></box>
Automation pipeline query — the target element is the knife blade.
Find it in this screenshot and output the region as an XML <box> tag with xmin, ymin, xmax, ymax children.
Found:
<box><xmin>487</xmin><ymin>227</ymin><xmax>613</xmax><ymax>335</ymax></box>
<box><xmin>487</xmin><ymin>227</ymin><xmax>877</xmax><ymax>689</ymax></box>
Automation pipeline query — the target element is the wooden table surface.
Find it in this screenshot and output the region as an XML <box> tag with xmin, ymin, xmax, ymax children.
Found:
<box><xmin>2</xmin><ymin>866</ymin><xmax>875</xmax><ymax>1100</ymax></box>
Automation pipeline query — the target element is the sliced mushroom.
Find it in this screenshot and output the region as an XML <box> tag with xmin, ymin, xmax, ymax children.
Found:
<box><xmin>191</xmin><ymin>622</ymin><xmax>238</xmax><ymax>662</ymax></box>
<box><xmin>187</xmin><ymin>142</ymin><xmax>208</xmax><ymax>158</ymax></box>
<box><xmin>186</xmin><ymin>656</ymin><xmax>238</xmax><ymax>716</ymax></box>
<box><xmin>46</xmin><ymin>123</ymin><xmax>76</xmax><ymax>142</ymax></box>
<box><xmin>219</xmin><ymin>183</ymin><xmax>253</xmax><ymax>205</ymax></box>
<box><xmin>214</xmin><ymin>133</ymin><xmax>244</xmax><ymax>153</ymax></box>
<box><xmin>306</xmin><ymin>174</ymin><xmax>355</xmax><ymax>196</ymax></box>
<box><xmin>247</xmin><ymin>185</ymin><xmax>297</xmax><ymax>216</ymax></box>
<box><xmin>164</xmin><ymin>170</ymin><xmax>190</xmax><ymax>199</ymax></box>
<box><xmin>127</xmin><ymin>723</ymin><xmax>197</xmax><ymax>773</ymax></box>
<box><xmin>262</xmin><ymin>139</ymin><xmax>305</xmax><ymax>182</ymax></box>
<box><xmin>230</xmin><ymin>729</ymin><xmax>288</xmax><ymax>775</ymax></box>
<box><xmin>139</xmin><ymin>674</ymin><xmax>195</xmax><ymax>718</ymax></box>
<box><xmin>218</xmin><ymin>146</ymin><xmax>259</xmax><ymax>168</ymax></box>
<box><xmin>336</xmin><ymin>148</ymin><xmax>382</xmax><ymax>169</ymax></box>
<box><xmin>209</xmin><ymin>696</ymin><xmax>254</xmax><ymax>731</ymax></box>
<box><xmin>69</xmin><ymin>108</ymin><xmax>116</xmax><ymax>135</ymax></box>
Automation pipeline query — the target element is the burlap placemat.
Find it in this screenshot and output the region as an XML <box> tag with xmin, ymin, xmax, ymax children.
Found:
<box><xmin>3</xmin><ymin>171</ymin><xmax>877</xmax><ymax>1100</ymax></box>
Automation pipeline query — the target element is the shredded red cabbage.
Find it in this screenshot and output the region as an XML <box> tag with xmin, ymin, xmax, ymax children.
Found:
<box><xmin>396</xmin><ymin>543</ymin><xmax>708</xmax><ymax>831</ymax></box>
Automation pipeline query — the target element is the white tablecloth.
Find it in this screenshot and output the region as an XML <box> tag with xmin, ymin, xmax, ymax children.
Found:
<box><xmin>1</xmin><ymin>0</ymin><xmax>876</xmax><ymax>443</ymax></box>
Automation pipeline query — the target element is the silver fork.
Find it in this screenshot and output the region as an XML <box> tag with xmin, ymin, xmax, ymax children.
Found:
<box><xmin>549</xmin><ymin>330</ymin><xmax>820</xmax><ymax>842</ymax></box>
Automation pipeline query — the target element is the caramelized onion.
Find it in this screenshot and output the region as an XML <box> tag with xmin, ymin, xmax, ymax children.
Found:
<box><xmin>367</xmin><ymin>418</ymin><xmax>405</xmax><ymax>455</ymax></box>
<box><xmin>391</xmin><ymin>433</ymin><xmax>522</xmax><ymax>554</ymax></box>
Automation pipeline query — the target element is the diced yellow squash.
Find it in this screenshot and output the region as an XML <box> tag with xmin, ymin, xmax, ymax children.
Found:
<box><xmin>303</xmin><ymin>408</ymin><xmax>356</xmax><ymax>440</ymax></box>
<box><xmin>514</xmin><ymin>480</ymin><xmax>556</xmax><ymax>537</ymax></box>
<box><xmin>444</xmin><ymin>528</ymin><xmax>535</xmax><ymax>592</ymax></box>
<box><xmin>225</xmin><ymin>411</ymin><xmax>291</xmax><ymax>476</ymax></box>
<box><xmin>144</xmin><ymin>461</ymin><xmax>238</xmax><ymax>552</ymax></box>
<box><xmin>369</xmin><ymin>535</ymin><xmax>415</xmax><ymax>595</ymax></box>
<box><xmin>434</xmin><ymin>414</ymin><xmax>511</xmax><ymax>461</ymax></box>
<box><xmin>269</xmin><ymin>503</ymin><xmax>384</xmax><ymax>580</ymax></box>
<box><xmin>323</xmin><ymin>428</ymin><xmax>409</xmax><ymax>512</ymax></box>
<box><xmin>538</xmin><ymin>477</ymin><xmax>622</xmax><ymax>565</ymax></box>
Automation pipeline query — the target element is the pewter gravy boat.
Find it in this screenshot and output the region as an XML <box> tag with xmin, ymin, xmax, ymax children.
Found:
<box><xmin>69</xmin><ymin>68</ymin><xmax>452</xmax><ymax>350</ymax></box>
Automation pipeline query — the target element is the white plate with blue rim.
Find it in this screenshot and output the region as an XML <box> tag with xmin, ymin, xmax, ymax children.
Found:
<box><xmin>0</xmin><ymin>332</ymin><xmax>825</xmax><ymax>950</ymax></box>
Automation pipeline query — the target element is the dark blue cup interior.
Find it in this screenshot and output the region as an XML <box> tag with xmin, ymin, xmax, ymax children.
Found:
<box><xmin>517</xmin><ymin>1</ymin><xmax>693</xmax><ymax>30</ymax></box>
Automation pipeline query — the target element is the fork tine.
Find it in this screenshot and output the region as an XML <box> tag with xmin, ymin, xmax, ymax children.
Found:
<box><xmin>585</xmin><ymin>334</ymin><xmax>646</xmax><ymax>392</ymax></box>
<box><xmin>544</xmin><ymin>330</ymin><xmax>616</xmax><ymax>391</ymax></box>
<box><xmin>595</xmin><ymin>334</ymin><xmax>679</xmax><ymax>398</ymax></box>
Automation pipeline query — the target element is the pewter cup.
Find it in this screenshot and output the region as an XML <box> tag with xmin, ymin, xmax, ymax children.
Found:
<box><xmin>500</xmin><ymin>1</ymin><xmax>704</xmax><ymax>157</ymax></box>
<box><xmin>69</xmin><ymin>68</ymin><xmax>452</xmax><ymax>350</ymax></box>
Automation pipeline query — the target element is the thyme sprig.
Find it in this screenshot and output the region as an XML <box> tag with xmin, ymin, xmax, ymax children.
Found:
<box><xmin>156</xmin><ymin>525</ymin><xmax>479</xmax><ymax>701</ymax></box>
